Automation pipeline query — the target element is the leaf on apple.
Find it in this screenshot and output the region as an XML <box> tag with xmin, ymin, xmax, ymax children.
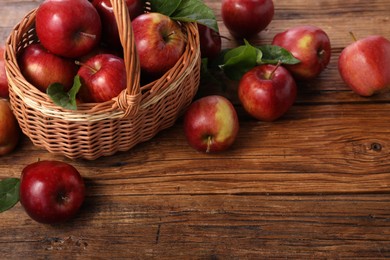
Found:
<box><xmin>219</xmin><ymin>40</ymin><xmax>301</xmax><ymax>80</ymax></box>
<box><xmin>47</xmin><ymin>75</ymin><xmax>82</xmax><ymax>110</ymax></box>
<box><xmin>0</xmin><ymin>178</ymin><xmax>20</xmax><ymax>213</ymax></box>
<box><xmin>149</xmin><ymin>0</ymin><xmax>219</xmax><ymax>32</ymax></box>
<box><xmin>219</xmin><ymin>39</ymin><xmax>260</xmax><ymax>81</ymax></box>
<box><xmin>256</xmin><ymin>45</ymin><xmax>301</xmax><ymax>65</ymax></box>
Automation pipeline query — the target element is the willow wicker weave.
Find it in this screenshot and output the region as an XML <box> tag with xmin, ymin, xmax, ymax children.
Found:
<box><xmin>4</xmin><ymin>0</ymin><xmax>200</xmax><ymax>160</ymax></box>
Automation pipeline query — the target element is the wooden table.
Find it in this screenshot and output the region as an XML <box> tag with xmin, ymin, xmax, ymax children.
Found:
<box><xmin>1</xmin><ymin>0</ymin><xmax>390</xmax><ymax>259</ymax></box>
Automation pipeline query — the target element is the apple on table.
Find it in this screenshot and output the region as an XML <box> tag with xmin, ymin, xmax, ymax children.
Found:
<box><xmin>0</xmin><ymin>99</ymin><xmax>19</xmax><ymax>156</ymax></box>
<box><xmin>272</xmin><ymin>25</ymin><xmax>331</xmax><ymax>80</ymax></box>
<box><xmin>183</xmin><ymin>95</ymin><xmax>239</xmax><ymax>153</ymax></box>
<box><xmin>221</xmin><ymin>0</ymin><xmax>274</xmax><ymax>39</ymax></box>
<box><xmin>338</xmin><ymin>34</ymin><xmax>390</xmax><ymax>96</ymax></box>
<box><xmin>19</xmin><ymin>160</ymin><xmax>85</xmax><ymax>224</ymax></box>
<box><xmin>238</xmin><ymin>64</ymin><xmax>297</xmax><ymax>122</ymax></box>
<box><xmin>198</xmin><ymin>23</ymin><xmax>222</xmax><ymax>60</ymax></box>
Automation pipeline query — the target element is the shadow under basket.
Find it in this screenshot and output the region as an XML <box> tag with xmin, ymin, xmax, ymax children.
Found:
<box><xmin>4</xmin><ymin>0</ymin><xmax>201</xmax><ymax>160</ymax></box>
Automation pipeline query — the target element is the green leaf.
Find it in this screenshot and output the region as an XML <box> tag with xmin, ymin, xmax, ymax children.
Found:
<box><xmin>0</xmin><ymin>178</ymin><xmax>20</xmax><ymax>213</ymax></box>
<box><xmin>47</xmin><ymin>75</ymin><xmax>82</xmax><ymax>110</ymax></box>
<box><xmin>148</xmin><ymin>0</ymin><xmax>183</xmax><ymax>16</ymax></box>
<box><xmin>219</xmin><ymin>39</ymin><xmax>259</xmax><ymax>81</ymax></box>
<box><xmin>170</xmin><ymin>0</ymin><xmax>219</xmax><ymax>32</ymax></box>
<box><xmin>256</xmin><ymin>45</ymin><xmax>301</xmax><ymax>65</ymax></box>
<box><xmin>217</xmin><ymin>40</ymin><xmax>301</xmax><ymax>81</ymax></box>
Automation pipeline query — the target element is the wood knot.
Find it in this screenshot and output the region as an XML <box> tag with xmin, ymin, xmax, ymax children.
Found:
<box><xmin>370</xmin><ymin>142</ymin><xmax>382</xmax><ymax>152</ymax></box>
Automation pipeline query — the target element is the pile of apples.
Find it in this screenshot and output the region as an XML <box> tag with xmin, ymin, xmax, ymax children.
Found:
<box><xmin>18</xmin><ymin>0</ymin><xmax>187</xmax><ymax>103</ymax></box>
<box><xmin>183</xmin><ymin>0</ymin><xmax>390</xmax><ymax>153</ymax></box>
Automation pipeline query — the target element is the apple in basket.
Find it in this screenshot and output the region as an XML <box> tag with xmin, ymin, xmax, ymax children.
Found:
<box><xmin>338</xmin><ymin>35</ymin><xmax>390</xmax><ymax>96</ymax></box>
<box><xmin>35</xmin><ymin>0</ymin><xmax>102</xmax><ymax>58</ymax></box>
<box><xmin>76</xmin><ymin>53</ymin><xmax>127</xmax><ymax>103</ymax></box>
<box><xmin>221</xmin><ymin>0</ymin><xmax>274</xmax><ymax>39</ymax></box>
<box><xmin>0</xmin><ymin>46</ymin><xmax>9</xmax><ymax>99</ymax></box>
<box><xmin>19</xmin><ymin>160</ymin><xmax>85</xmax><ymax>224</ymax></box>
<box><xmin>183</xmin><ymin>95</ymin><xmax>239</xmax><ymax>153</ymax></box>
<box><xmin>132</xmin><ymin>12</ymin><xmax>186</xmax><ymax>78</ymax></box>
<box><xmin>0</xmin><ymin>99</ymin><xmax>20</xmax><ymax>156</ymax></box>
<box><xmin>272</xmin><ymin>25</ymin><xmax>331</xmax><ymax>80</ymax></box>
<box><xmin>238</xmin><ymin>64</ymin><xmax>297</xmax><ymax>122</ymax></box>
<box><xmin>92</xmin><ymin>0</ymin><xmax>144</xmax><ymax>50</ymax></box>
<box><xmin>18</xmin><ymin>44</ymin><xmax>78</xmax><ymax>93</ymax></box>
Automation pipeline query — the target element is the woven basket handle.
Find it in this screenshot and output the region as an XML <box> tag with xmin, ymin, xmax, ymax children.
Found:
<box><xmin>110</xmin><ymin>0</ymin><xmax>141</xmax><ymax>117</ymax></box>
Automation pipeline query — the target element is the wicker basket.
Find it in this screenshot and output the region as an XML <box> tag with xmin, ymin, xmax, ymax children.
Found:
<box><xmin>4</xmin><ymin>0</ymin><xmax>201</xmax><ymax>160</ymax></box>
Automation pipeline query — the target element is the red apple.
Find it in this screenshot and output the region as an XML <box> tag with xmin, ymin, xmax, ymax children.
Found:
<box><xmin>272</xmin><ymin>25</ymin><xmax>331</xmax><ymax>80</ymax></box>
<box><xmin>18</xmin><ymin>44</ymin><xmax>78</xmax><ymax>93</ymax></box>
<box><xmin>183</xmin><ymin>95</ymin><xmax>239</xmax><ymax>153</ymax></box>
<box><xmin>221</xmin><ymin>0</ymin><xmax>274</xmax><ymax>39</ymax></box>
<box><xmin>338</xmin><ymin>35</ymin><xmax>390</xmax><ymax>96</ymax></box>
<box><xmin>92</xmin><ymin>0</ymin><xmax>144</xmax><ymax>50</ymax></box>
<box><xmin>0</xmin><ymin>46</ymin><xmax>8</xmax><ymax>99</ymax></box>
<box><xmin>238</xmin><ymin>64</ymin><xmax>297</xmax><ymax>121</ymax></box>
<box><xmin>36</xmin><ymin>0</ymin><xmax>102</xmax><ymax>58</ymax></box>
<box><xmin>0</xmin><ymin>99</ymin><xmax>19</xmax><ymax>156</ymax></box>
<box><xmin>132</xmin><ymin>12</ymin><xmax>186</xmax><ymax>78</ymax></box>
<box><xmin>19</xmin><ymin>160</ymin><xmax>85</xmax><ymax>224</ymax></box>
<box><xmin>77</xmin><ymin>54</ymin><xmax>127</xmax><ymax>103</ymax></box>
<box><xmin>198</xmin><ymin>24</ymin><xmax>222</xmax><ymax>60</ymax></box>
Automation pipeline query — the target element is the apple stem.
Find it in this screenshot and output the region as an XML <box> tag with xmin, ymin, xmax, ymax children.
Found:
<box><xmin>79</xmin><ymin>31</ymin><xmax>97</xmax><ymax>40</ymax></box>
<box><xmin>269</xmin><ymin>60</ymin><xmax>282</xmax><ymax>79</ymax></box>
<box><xmin>75</xmin><ymin>60</ymin><xmax>98</xmax><ymax>73</ymax></box>
<box><xmin>219</xmin><ymin>35</ymin><xmax>232</xmax><ymax>41</ymax></box>
<box><xmin>206</xmin><ymin>136</ymin><xmax>212</xmax><ymax>153</ymax></box>
<box><xmin>318</xmin><ymin>49</ymin><xmax>326</xmax><ymax>58</ymax></box>
<box><xmin>349</xmin><ymin>31</ymin><xmax>357</xmax><ymax>42</ymax></box>
<box><xmin>164</xmin><ymin>31</ymin><xmax>177</xmax><ymax>42</ymax></box>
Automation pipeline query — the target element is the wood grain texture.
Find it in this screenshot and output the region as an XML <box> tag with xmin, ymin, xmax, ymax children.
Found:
<box><xmin>0</xmin><ymin>0</ymin><xmax>390</xmax><ymax>259</ymax></box>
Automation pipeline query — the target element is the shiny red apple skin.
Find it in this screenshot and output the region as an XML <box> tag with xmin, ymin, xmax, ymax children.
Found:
<box><xmin>36</xmin><ymin>0</ymin><xmax>102</xmax><ymax>58</ymax></box>
<box><xmin>272</xmin><ymin>25</ymin><xmax>331</xmax><ymax>80</ymax></box>
<box><xmin>238</xmin><ymin>64</ymin><xmax>297</xmax><ymax>122</ymax></box>
<box><xmin>92</xmin><ymin>0</ymin><xmax>144</xmax><ymax>50</ymax></box>
<box><xmin>0</xmin><ymin>46</ymin><xmax>8</xmax><ymax>99</ymax></box>
<box><xmin>221</xmin><ymin>0</ymin><xmax>274</xmax><ymax>39</ymax></box>
<box><xmin>77</xmin><ymin>54</ymin><xmax>127</xmax><ymax>103</ymax></box>
<box><xmin>338</xmin><ymin>35</ymin><xmax>390</xmax><ymax>97</ymax></box>
<box><xmin>183</xmin><ymin>95</ymin><xmax>239</xmax><ymax>153</ymax></box>
<box><xmin>0</xmin><ymin>99</ymin><xmax>19</xmax><ymax>156</ymax></box>
<box><xmin>132</xmin><ymin>12</ymin><xmax>186</xmax><ymax>78</ymax></box>
<box><xmin>18</xmin><ymin>44</ymin><xmax>78</xmax><ymax>93</ymax></box>
<box><xmin>198</xmin><ymin>24</ymin><xmax>222</xmax><ymax>60</ymax></box>
<box><xmin>19</xmin><ymin>160</ymin><xmax>85</xmax><ymax>224</ymax></box>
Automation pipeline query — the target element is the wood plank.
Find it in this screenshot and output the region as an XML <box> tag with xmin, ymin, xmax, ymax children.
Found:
<box><xmin>2</xmin><ymin>104</ymin><xmax>390</xmax><ymax>195</ymax></box>
<box><xmin>0</xmin><ymin>194</ymin><xmax>389</xmax><ymax>259</ymax></box>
